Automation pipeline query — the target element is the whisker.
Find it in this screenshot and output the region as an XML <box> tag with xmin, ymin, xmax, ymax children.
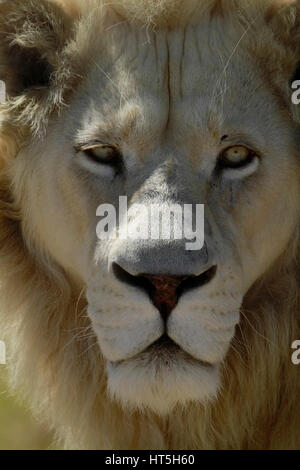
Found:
<box><xmin>240</xmin><ymin>308</ymin><xmax>277</xmax><ymax>349</ymax></box>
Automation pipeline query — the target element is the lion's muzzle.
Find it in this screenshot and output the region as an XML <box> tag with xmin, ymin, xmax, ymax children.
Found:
<box><xmin>113</xmin><ymin>262</ymin><xmax>217</xmax><ymax>321</ymax></box>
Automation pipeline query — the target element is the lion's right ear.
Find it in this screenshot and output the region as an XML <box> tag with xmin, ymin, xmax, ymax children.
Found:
<box><xmin>0</xmin><ymin>0</ymin><xmax>73</xmax><ymax>97</ymax></box>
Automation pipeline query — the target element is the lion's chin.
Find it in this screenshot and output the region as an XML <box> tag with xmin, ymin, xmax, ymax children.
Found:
<box><xmin>106</xmin><ymin>338</ymin><xmax>220</xmax><ymax>415</ymax></box>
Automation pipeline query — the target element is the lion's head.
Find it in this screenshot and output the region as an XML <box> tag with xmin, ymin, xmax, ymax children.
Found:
<box><xmin>1</xmin><ymin>0</ymin><xmax>300</xmax><ymax>449</ymax></box>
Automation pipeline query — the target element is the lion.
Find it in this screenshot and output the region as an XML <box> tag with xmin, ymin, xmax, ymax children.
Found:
<box><xmin>0</xmin><ymin>0</ymin><xmax>300</xmax><ymax>450</ymax></box>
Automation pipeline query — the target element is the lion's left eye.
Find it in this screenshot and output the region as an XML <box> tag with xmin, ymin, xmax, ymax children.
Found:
<box><xmin>219</xmin><ymin>146</ymin><xmax>255</xmax><ymax>169</ymax></box>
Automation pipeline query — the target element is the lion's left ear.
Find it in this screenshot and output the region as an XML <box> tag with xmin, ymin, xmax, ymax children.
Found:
<box><xmin>262</xmin><ymin>1</ymin><xmax>300</xmax><ymax>120</ymax></box>
<box><xmin>265</xmin><ymin>1</ymin><xmax>300</xmax><ymax>80</ymax></box>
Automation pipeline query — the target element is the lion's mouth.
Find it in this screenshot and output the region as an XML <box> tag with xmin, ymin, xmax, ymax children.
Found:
<box><xmin>106</xmin><ymin>333</ymin><xmax>220</xmax><ymax>415</ymax></box>
<box><xmin>116</xmin><ymin>334</ymin><xmax>214</xmax><ymax>369</ymax></box>
<box><xmin>147</xmin><ymin>334</ymin><xmax>181</xmax><ymax>356</ymax></box>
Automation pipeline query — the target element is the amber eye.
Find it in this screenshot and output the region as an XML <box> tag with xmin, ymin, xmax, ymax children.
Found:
<box><xmin>219</xmin><ymin>146</ymin><xmax>255</xmax><ymax>169</ymax></box>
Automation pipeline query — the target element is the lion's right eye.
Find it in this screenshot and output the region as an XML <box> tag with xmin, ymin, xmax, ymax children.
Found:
<box><xmin>75</xmin><ymin>143</ymin><xmax>123</xmax><ymax>178</ymax></box>
<box><xmin>81</xmin><ymin>144</ymin><xmax>122</xmax><ymax>166</ymax></box>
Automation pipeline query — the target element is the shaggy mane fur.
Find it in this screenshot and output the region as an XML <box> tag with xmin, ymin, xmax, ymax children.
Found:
<box><xmin>0</xmin><ymin>0</ymin><xmax>300</xmax><ymax>449</ymax></box>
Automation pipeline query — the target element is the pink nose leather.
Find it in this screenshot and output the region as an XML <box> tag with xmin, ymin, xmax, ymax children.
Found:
<box><xmin>144</xmin><ymin>274</ymin><xmax>188</xmax><ymax>315</ymax></box>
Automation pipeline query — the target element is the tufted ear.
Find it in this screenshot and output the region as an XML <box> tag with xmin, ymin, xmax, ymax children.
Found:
<box><xmin>0</xmin><ymin>0</ymin><xmax>80</xmax><ymax>135</ymax></box>
<box><xmin>266</xmin><ymin>1</ymin><xmax>300</xmax><ymax>78</ymax></box>
<box><xmin>260</xmin><ymin>0</ymin><xmax>300</xmax><ymax>122</ymax></box>
<box><xmin>0</xmin><ymin>0</ymin><xmax>74</xmax><ymax>95</ymax></box>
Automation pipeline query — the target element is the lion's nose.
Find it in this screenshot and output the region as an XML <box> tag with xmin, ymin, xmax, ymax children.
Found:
<box><xmin>143</xmin><ymin>274</ymin><xmax>187</xmax><ymax>320</ymax></box>
<box><xmin>112</xmin><ymin>263</ymin><xmax>217</xmax><ymax>321</ymax></box>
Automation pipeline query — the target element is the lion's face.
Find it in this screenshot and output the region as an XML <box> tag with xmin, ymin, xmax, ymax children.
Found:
<box><xmin>12</xmin><ymin>10</ymin><xmax>300</xmax><ymax>414</ymax></box>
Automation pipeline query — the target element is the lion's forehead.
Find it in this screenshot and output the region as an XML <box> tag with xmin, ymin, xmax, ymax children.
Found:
<box><xmin>87</xmin><ymin>21</ymin><xmax>258</xmax><ymax>107</ymax></box>
<box><xmin>69</xmin><ymin>18</ymin><xmax>288</xmax><ymax>163</ymax></box>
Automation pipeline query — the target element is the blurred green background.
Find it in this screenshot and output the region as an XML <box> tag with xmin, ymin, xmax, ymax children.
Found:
<box><xmin>0</xmin><ymin>367</ymin><xmax>54</xmax><ymax>450</ymax></box>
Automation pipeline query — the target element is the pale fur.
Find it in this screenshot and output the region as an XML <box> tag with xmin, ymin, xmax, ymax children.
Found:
<box><xmin>0</xmin><ymin>0</ymin><xmax>300</xmax><ymax>450</ymax></box>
